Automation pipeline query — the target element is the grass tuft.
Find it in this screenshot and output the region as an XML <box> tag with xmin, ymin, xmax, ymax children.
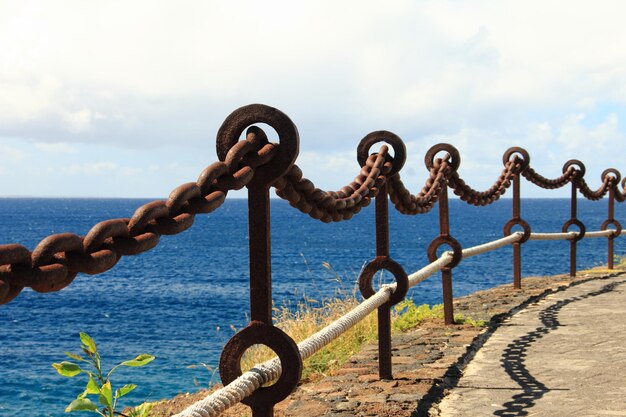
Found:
<box><xmin>240</xmin><ymin>295</ymin><xmax>485</xmax><ymax>383</ymax></box>
<box><xmin>241</xmin><ymin>295</ymin><xmax>378</xmax><ymax>382</ymax></box>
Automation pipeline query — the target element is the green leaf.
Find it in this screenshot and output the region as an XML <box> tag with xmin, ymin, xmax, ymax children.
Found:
<box><xmin>79</xmin><ymin>333</ymin><xmax>97</xmax><ymax>354</ymax></box>
<box><xmin>128</xmin><ymin>402</ymin><xmax>153</xmax><ymax>417</ymax></box>
<box><xmin>98</xmin><ymin>381</ymin><xmax>112</xmax><ymax>408</ymax></box>
<box><xmin>65</xmin><ymin>398</ymin><xmax>99</xmax><ymax>412</ymax></box>
<box><xmin>64</xmin><ymin>352</ymin><xmax>86</xmax><ymax>362</ymax></box>
<box><xmin>121</xmin><ymin>354</ymin><xmax>155</xmax><ymax>367</ymax></box>
<box><xmin>52</xmin><ymin>361</ymin><xmax>82</xmax><ymax>377</ymax></box>
<box><xmin>115</xmin><ymin>384</ymin><xmax>136</xmax><ymax>398</ymax></box>
<box><xmin>85</xmin><ymin>375</ymin><xmax>100</xmax><ymax>395</ymax></box>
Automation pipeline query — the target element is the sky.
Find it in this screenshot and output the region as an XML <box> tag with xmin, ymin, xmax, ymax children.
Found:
<box><xmin>1</xmin><ymin>0</ymin><xmax>625</xmax><ymax>198</ymax></box>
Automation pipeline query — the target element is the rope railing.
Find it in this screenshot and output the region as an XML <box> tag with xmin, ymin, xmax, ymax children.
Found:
<box><xmin>2</xmin><ymin>104</ymin><xmax>625</xmax><ymax>417</ymax></box>
<box><xmin>529</xmin><ymin>230</ymin><xmax>625</xmax><ymax>240</ymax></box>
<box><xmin>172</xmin><ymin>226</ymin><xmax>620</xmax><ymax>417</ymax></box>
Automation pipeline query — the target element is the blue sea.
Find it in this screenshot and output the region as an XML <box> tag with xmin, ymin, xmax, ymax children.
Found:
<box><xmin>1</xmin><ymin>197</ymin><xmax>624</xmax><ymax>416</ymax></box>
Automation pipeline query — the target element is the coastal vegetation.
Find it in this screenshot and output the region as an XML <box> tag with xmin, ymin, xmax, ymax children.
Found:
<box><xmin>52</xmin><ymin>332</ymin><xmax>155</xmax><ymax>417</ymax></box>
<box><xmin>239</xmin><ymin>289</ymin><xmax>485</xmax><ymax>383</ymax></box>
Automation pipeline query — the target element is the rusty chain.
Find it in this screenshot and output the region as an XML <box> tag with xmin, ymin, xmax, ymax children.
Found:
<box><xmin>449</xmin><ymin>159</ymin><xmax>519</xmax><ymax>206</ymax></box>
<box><xmin>521</xmin><ymin>165</ymin><xmax>578</xmax><ymax>189</ymax></box>
<box><xmin>273</xmin><ymin>146</ymin><xmax>392</xmax><ymax>222</ymax></box>
<box><xmin>579</xmin><ymin>177</ymin><xmax>613</xmax><ymax>201</ymax></box>
<box><xmin>387</xmin><ymin>158</ymin><xmax>449</xmax><ymax>215</ymax></box>
<box><xmin>616</xmin><ymin>178</ymin><xmax>626</xmax><ymax>203</ymax></box>
<box><xmin>0</xmin><ymin>131</ymin><xmax>277</xmax><ymax>305</ymax></box>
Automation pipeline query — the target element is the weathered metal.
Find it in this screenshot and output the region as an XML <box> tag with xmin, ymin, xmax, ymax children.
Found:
<box><xmin>357</xmin><ymin>131</ymin><xmax>408</xmax><ymax>380</ymax></box>
<box><xmin>216</xmin><ymin>105</ymin><xmax>302</xmax><ymax>417</ymax></box>
<box><xmin>425</xmin><ymin>144</ymin><xmax>462</xmax><ymax>325</ymax></box>
<box><xmin>502</xmin><ymin>147</ymin><xmax>531</xmax><ymax>289</ymax></box>
<box><xmin>562</xmin><ymin>160</ymin><xmax>586</xmax><ymax>277</ymax></box>
<box><xmin>601</xmin><ymin>169</ymin><xmax>623</xmax><ymax>270</ymax></box>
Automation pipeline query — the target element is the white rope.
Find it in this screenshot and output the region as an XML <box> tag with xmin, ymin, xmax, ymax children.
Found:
<box><xmin>584</xmin><ymin>230</ymin><xmax>617</xmax><ymax>238</ymax></box>
<box><xmin>530</xmin><ymin>229</ymin><xmax>623</xmax><ymax>240</ymax></box>
<box><xmin>407</xmin><ymin>253</ymin><xmax>453</xmax><ymax>286</ymax></box>
<box><xmin>529</xmin><ymin>231</ymin><xmax>577</xmax><ymax>240</ymax></box>
<box><xmin>173</xmin><ymin>227</ymin><xmax>621</xmax><ymax>417</ymax></box>
<box><xmin>461</xmin><ymin>232</ymin><xmax>523</xmax><ymax>259</ymax></box>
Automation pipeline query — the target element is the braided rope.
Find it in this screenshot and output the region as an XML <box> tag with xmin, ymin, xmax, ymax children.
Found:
<box><xmin>461</xmin><ymin>233</ymin><xmax>523</xmax><ymax>258</ymax></box>
<box><xmin>530</xmin><ymin>229</ymin><xmax>622</xmax><ymax>240</ymax></box>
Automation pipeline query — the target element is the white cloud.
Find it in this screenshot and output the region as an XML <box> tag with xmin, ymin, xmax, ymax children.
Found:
<box><xmin>61</xmin><ymin>162</ymin><xmax>118</xmax><ymax>175</ymax></box>
<box><xmin>61</xmin><ymin>108</ymin><xmax>95</xmax><ymax>133</ymax></box>
<box><xmin>34</xmin><ymin>142</ymin><xmax>77</xmax><ymax>153</ymax></box>
<box><xmin>0</xmin><ymin>144</ymin><xmax>28</xmax><ymax>162</ymax></box>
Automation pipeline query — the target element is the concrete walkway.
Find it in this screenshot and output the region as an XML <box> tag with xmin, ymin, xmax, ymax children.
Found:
<box><xmin>437</xmin><ymin>275</ymin><xmax>626</xmax><ymax>417</ymax></box>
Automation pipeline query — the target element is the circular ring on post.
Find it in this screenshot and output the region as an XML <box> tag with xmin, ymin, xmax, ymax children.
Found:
<box><xmin>424</xmin><ymin>143</ymin><xmax>460</xmax><ymax>172</ymax></box>
<box><xmin>503</xmin><ymin>218</ymin><xmax>531</xmax><ymax>243</ymax></box>
<box><xmin>356</xmin><ymin>131</ymin><xmax>406</xmax><ymax>176</ymax></box>
<box><xmin>502</xmin><ymin>147</ymin><xmax>530</xmax><ymax>173</ymax></box>
<box><xmin>358</xmin><ymin>256</ymin><xmax>409</xmax><ymax>306</ymax></box>
<box><xmin>427</xmin><ymin>236</ymin><xmax>463</xmax><ymax>269</ymax></box>
<box><xmin>601</xmin><ymin>168</ymin><xmax>621</xmax><ymax>185</ymax></box>
<box><xmin>216</xmin><ymin>104</ymin><xmax>300</xmax><ymax>186</ymax></box>
<box><xmin>562</xmin><ymin>219</ymin><xmax>586</xmax><ymax>242</ymax></box>
<box><xmin>563</xmin><ymin>159</ymin><xmax>586</xmax><ymax>183</ymax></box>
<box><xmin>601</xmin><ymin>219</ymin><xmax>622</xmax><ymax>238</ymax></box>
<box><xmin>219</xmin><ymin>321</ymin><xmax>302</xmax><ymax>408</ymax></box>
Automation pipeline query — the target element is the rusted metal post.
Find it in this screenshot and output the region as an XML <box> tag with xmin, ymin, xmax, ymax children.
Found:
<box><xmin>569</xmin><ymin>183</ymin><xmax>578</xmax><ymax>276</ymax></box>
<box><xmin>600</xmin><ymin>170</ymin><xmax>622</xmax><ymax>270</ymax></box>
<box><xmin>503</xmin><ymin>147</ymin><xmax>531</xmax><ymax>290</ymax></box>
<box><xmin>608</xmin><ymin>187</ymin><xmax>615</xmax><ymax>270</ymax></box>
<box><xmin>561</xmin><ymin>161</ymin><xmax>585</xmax><ymax>277</ymax></box>
<box><xmin>248</xmin><ymin>186</ymin><xmax>273</xmax><ymax>324</ymax></box>
<box><xmin>218</xmin><ymin>105</ymin><xmax>302</xmax><ymax>417</ymax></box>
<box><xmin>438</xmin><ymin>184</ymin><xmax>455</xmax><ymax>325</ymax></box>
<box><xmin>357</xmin><ymin>132</ymin><xmax>408</xmax><ymax>380</ymax></box>
<box><xmin>512</xmin><ymin>173</ymin><xmax>522</xmax><ymax>288</ymax></box>
<box><xmin>426</xmin><ymin>144</ymin><xmax>462</xmax><ymax>326</ymax></box>
<box><xmin>375</xmin><ymin>182</ymin><xmax>393</xmax><ymax>379</ymax></box>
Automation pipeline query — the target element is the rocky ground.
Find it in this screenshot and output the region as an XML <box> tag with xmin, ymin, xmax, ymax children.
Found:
<box><xmin>145</xmin><ymin>265</ymin><xmax>625</xmax><ymax>417</ymax></box>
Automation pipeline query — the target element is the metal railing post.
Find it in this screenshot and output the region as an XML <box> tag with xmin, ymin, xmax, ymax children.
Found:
<box><xmin>357</xmin><ymin>132</ymin><xmax>408</xmax><ymax>380</ymax></box>
<box><xmin>218</xmin><ymin>105</ymin><xmax>302</xmax><ymax>417</ymax></box>
<box><xmin>562</xmin><ymin>161</ymin><xmax>586</xmax><ymax>277</ymax></box>
<box><xmin>426</xmin><ymin>144</ymin><xmax>463</xmax><ymax>326</ymax></box>
<box><xmin>503</xmin><ymin>147</ymin><xmax>531</xmax><ymax>289</ymax></box>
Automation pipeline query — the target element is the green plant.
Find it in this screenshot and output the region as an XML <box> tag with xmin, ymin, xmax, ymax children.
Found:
<box><xmin>392</xmin><ymin>300</ymin><xmax>486</xmax><ymax>331</ymax></box>
<box><xmin>52</xmin><ymin>332</ymin><xmax>155</xmax><ymax>417</ymax></box>
<box><xmin>392</xmin><ymin>300</ymin><xmax>445</xmax><ymax>331</ymax></box>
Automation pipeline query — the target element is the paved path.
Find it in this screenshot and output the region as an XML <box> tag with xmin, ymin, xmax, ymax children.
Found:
<box><xmin>437</xmin><ymin>275</ymin><xmax>626</xmax><ymax>417</ymax></box>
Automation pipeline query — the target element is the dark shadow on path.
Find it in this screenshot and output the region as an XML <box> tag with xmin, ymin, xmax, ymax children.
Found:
<box><xmin>493</xmin><ymin>279</ymin><xmax>625</xmax><ymax>416</ymax></box>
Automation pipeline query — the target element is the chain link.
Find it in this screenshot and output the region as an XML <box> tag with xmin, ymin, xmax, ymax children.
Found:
<box><xmin>0</xmin><ymin>133</ymin><xmax>278</xmax><ymax>304</ymax></box>
<box><xmin>522</xmin><ymin>166</ymin><xmax>577</xmax><ymax>189</ymax></box>
<box><xmin>579</xmin><ymin>177</ymin><xmax>612</xmax><ymax>201</ymax></box>
<box><xmin>273</xmin><ymin>146</ymin><xmax>391</xmax><ymax>222</ymax></box>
